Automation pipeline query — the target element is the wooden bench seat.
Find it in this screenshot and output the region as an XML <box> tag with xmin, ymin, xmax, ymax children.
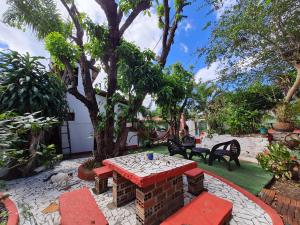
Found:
<box><xmin>59</xmin><ymin>187</ymin><xmax>108</xmax><ymax>225</ymax></box>
<box><xmin>161</xmin><ymin>192</ymin><xmax>233</xmax><ymax>225</ymax></box>
<box><xmin>93</xmin><ymin>166</ymin><xmax>113</xmax><ymax>194</ymax></box>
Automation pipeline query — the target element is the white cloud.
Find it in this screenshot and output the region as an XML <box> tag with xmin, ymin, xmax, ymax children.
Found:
<box><xmin>195</xmin><ymin>61</ymin><xmax>220</xmax><ymax>83</ymax></box>
<box><xmin>0</xmin><ymin>3</ymin><xmax>49</xmax><ymax>57</ymax></box>
<box><xmin>0</xmin><ymin>23</ymin><xmax>49</xmax><ymax>58</ymax></box>
<box><xmin>123</xmin><ymin>10</ymin><xmax>162</xmax><ymax>54</ymax></box>
<box><xmin>184</xmin><ymin>22</ymin><xmax>192</xmax><ymax>32</ymax></box>
<box><xmin>215</xmin><ymin>0</ymin><xmax>237</xmax><ymax>19</ymax></box>
<box><xmin>180</xmin><ymin>43</ymin><xmax>189</xmax><ymax>53</ymax></box>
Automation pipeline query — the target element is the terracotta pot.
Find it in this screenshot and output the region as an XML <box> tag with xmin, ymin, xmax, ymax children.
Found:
<box><xmin>273</xmin><ymin>122</ymin><xmax>294</xmax><ymax>132</ymax></box>
<box><xmin>77</xmin><ymin>164</ymin><xmax>95</xmax><ymax>181</ymax></box>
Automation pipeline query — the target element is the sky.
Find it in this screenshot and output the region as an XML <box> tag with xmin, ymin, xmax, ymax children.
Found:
<box><xmin>0</xmin><ymin>0</ymin><xmax>230</xmax><ymax>107</ymax></box>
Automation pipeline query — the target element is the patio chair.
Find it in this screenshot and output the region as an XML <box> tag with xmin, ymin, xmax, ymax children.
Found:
<box><xmin>208</xmin><ymin>139</ymin><xmax>241</xmax><ymax>171</ymax></box>
<box><xmin>181</xmin><ymin>135</ymin><xmax>196</xmax><ymax>150</ymax></box>
<box><xmin>167</xmin><ymin>139</ymin><xmax>188</xmax><ymax>159</ymax></box>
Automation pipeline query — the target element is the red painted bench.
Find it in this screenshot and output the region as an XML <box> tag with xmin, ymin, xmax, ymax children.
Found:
<box><xmin>161</xmin><ymin>192</ymin><xmax>233</xmax><ymax>225</ymax></box>
<box><xmin>93</xmin><ymin>166</ymin><xmax>113</xmax><ymax>194</ymax></box>
<box><xmin>59</xmin><ymin>187</ymin><xmax>108</xmax><ymax>225</ymax></box>
<box><xmin>184</xmin><ymin>168</ymin><xmax>205</xmax><ymax>195</ymax></box>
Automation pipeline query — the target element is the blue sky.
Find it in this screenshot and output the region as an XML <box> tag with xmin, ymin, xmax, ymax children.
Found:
<box><xmin>166</xmin><ymin>2</ymin><xmax>215</xmax><ymax>72</ymax></box>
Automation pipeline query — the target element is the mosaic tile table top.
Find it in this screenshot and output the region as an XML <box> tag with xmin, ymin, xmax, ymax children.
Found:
<box><xmin>103</xmin><ymin>153</ymin><xmax>197</xmax><ymax>187</ymax></box>
<box><xmin>3</xmin><ymin>157</ymin><xmax>280</xmax><ymax>225</ymax></box>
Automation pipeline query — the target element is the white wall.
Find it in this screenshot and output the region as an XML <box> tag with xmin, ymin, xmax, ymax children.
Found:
<box><xmin>61</xmin><ymin>73</ymin><xmax>138</xmax><ymax>154</ymax></box>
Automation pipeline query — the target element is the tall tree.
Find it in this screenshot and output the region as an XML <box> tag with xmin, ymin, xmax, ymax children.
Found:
<box><xmin>3</xmin><ymin>0</ymin><xmax>190</xmax><ymax>160</ymax></box>
<box><xmin>202</xmin><ymin>0</ymin><xmax>300</xmax><ymax>102</ymax></box>
<box><xmin>156</xmin><ymin>63</ymin><xmax>194</xmax><ymax>141</ymax></box>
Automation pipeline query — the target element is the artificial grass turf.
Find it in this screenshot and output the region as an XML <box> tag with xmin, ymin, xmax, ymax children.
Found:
<box><xmin>136</xmin><ymin>145</ymin><xmax>273</xmax><ymax>195</ymax></box>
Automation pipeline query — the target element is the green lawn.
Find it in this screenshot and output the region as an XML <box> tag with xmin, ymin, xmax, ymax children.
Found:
<box><xmin>133</xmin><ymin>145</ymin><xmax>273</xmax><ymax>195</ymax></box>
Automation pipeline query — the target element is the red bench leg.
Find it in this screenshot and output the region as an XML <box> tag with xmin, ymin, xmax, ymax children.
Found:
<box><xmin>95</xmin><ymin>177</ymin><xmax>108</xmax><ymax>195</ymax></box>
<box><xmin>112</xmin><ymin>171</ymin><xmax>136</xmax><ymax>207</ymax></box>
<box><xmin>187</xmin><ymin>173</ymin><xmax>204</xmax><ymax>195</ymax></box>
<box><xmin>136</xmin><ymin>175</ymin><xmax>184</xmax><ymax>225</ymax></box>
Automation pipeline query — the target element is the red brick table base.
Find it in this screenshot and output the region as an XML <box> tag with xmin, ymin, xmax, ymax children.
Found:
<box><xmin>113</xmin><ymin>171</ymin><xmax>136</xmax><ymax>207</ymax></box>
<box><xmin>136</xmin><ymin>175</ymin><xmax>184</xmax><ymax>225</ymax></box>
<box><xmin>184</xmin><ymin>168</ymin><xmax>205</xmax><ymax>196</ymax></box>
<box><xmin>93</xmin><ymin>166</ymin><xmax>113</xmax><ymax>195</ymax></box>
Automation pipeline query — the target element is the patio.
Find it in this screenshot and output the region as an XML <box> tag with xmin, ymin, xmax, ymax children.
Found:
<box><xmin>3</xmin><ymin>157</ymin><xmax>277</xmax><ymax>225</ymax></box>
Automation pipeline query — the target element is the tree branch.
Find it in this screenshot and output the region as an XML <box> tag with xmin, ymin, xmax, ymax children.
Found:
<box><xmin>161</xmin><ymin>0</ymin><xmax>170</xmax><ymax>53</ymax></box>
<box><xmin>119</xmin><ymin>0</ymin><xmax>151</xmax><ymax>36</ymax></box>
<box><xmin>60</xmin><ymin>0</ymin><xmax>84</xmax><ymax>47</ymax></box>
<box><xmin>158</xmin><ymin>1</ymin><xmax>189</xmax><ymax>67</ymax></box>
<box><xmin>95</xmin><ymin>0</ymin><xmax>118</xmax><ymax>29</ymax></box>
<box><xmin>68</xmin><ymin>87</ymin><xmax>93</xmax><ymax>109</ymax></box>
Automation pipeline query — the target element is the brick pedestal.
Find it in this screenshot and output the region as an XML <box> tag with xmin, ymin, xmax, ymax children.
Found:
<box><xmin>95</xmin><ymin>177</ymin><xmax>108</xmax><ymax>195</ymax></box>
<box><xmin>112</xmin><ymin>172</ymin><xmax>136</xmax><ymax>207</ymax></box>
<box><xmin>187</xmin><ymin>173</ymin><xmax>204</xmax><ymax>195</ymax></box>
<box><xmin>136</xmin><ymin>175</ymin><xmax>184</xmax><ymax>225</ymax></box>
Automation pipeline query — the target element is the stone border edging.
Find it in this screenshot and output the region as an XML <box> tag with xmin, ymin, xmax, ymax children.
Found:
<box><xmin>203</xmin><ymin>170</ymin><xmax>284</xmax><ymax>225</ymax></box>
<box><xmin>0</xmin><ymin>192</ymin><xmax>19</xmax><ymax>225</ymax></box>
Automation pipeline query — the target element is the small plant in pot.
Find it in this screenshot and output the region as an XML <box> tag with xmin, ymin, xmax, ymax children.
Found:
<box><xmin>78</xmin><ymin>158</ymin><xmax>102</xmax><ymax>181</ymax></box>
<box><xmin>273</xmin><ymin>102</ymin><xmax>295</xmax><ymax>132</ymax></box>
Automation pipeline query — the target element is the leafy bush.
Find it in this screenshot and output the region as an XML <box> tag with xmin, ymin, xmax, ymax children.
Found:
<box><xmin>275</xmin><ymin>102</ymin><xmax>294</xmax><ymax>123</ymax></box>
<box><xmin>37</xmin><ymin>144</ymin><xmax>62</xmax><ymax>169</ymax></box>
<box><xmin>0</xmin><ymin>50</ymin><xmax>68</xmax><ymax>119</ymax></box>
<box><xmin>0</xmin><ymin>112</ymin><xmax>60</xmax><ymax>176</ymax></box>
<box><xmin>256</xmin><ymin>143</ymin><xmax>296</xmax><ymax>179</ymax></box>
<box><xmin>225</xmin><ymin>105</ymin><xmax>261</xmax><ymax>135</ymax></box>
<box><xmin>204</xmin><ymin>82</ymin><xmax>282</xmax><ymax>135</ymax></box>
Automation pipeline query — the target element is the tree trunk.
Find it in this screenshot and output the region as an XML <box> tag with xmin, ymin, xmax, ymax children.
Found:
<box><xmin>103</xmin><ymin>52</ymin><xmax>118</xmax><ymax>158</ymax></box>
<box><xmin>113</xmin><ymin>120</ymin><xmax>128</xmax><ymax>157</ymax></box>
<box><xmin>21</xmin><ymin>131</ymin><xmax>43</xmax><ymax>176</ymax></box>
<box><xmin>285</xmin><ymin>63</ymin><xmax>300</xmax><ymax>102</ymax></box>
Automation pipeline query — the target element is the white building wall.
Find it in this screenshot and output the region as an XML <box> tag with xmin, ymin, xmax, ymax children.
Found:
<box><xmin>61</xmin><ymin>74</ymin><xmax>138</xmax><ymax>154</ymax></box>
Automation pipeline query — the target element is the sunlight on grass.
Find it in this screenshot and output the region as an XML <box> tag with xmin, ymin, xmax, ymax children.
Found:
<box><xmin>135</xmin><ymin>145</ymin><xmax>273</xmax><ymax>195</ymax></box>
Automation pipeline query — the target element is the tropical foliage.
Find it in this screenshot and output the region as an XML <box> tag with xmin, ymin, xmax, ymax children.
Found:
<box><xmin>0</xmin><ymin>112</ymin><xmax>61</xmax><ymax>177</ymax></box>
<box><xmin>3</xmin><ymin>0</ymin><xmax>190</xmax><ymax>161</ymax></box>
<box><xmin>156</xmin><ymin>63</ymin><xmax>194</xmax><ymax>140</ymax></box>
<box><xmin>203</xmin><ymin>0</ymin><xmax>300</xmax><ymax>102</ymax></box>
<box><xmin>195</xmin><ymin>82</ymin><xmax>283</xmax><ymax>134</ymax></box>
<box><xmin>257</xmin><ymin>143</ymin><xmax>297</xmax><ymax>180</ymax></box>
<box><xmin>0</xmin><ymin>50</ymin><xmax>68</xmax><ymax>119</ymax></box>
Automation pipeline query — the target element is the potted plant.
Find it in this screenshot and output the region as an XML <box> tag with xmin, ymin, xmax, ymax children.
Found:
<box><xmin>78</xmin><ymin>158</ymin><xmax>101</xmax><ymax>181</ymax></box>
<box><xmin>273</xmin><ymin>103</ymin><xmax>295</xmax><ymax>132</ymax></box>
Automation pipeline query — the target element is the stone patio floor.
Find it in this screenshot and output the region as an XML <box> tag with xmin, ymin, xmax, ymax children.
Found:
<box><xmin>3</xmin><ymin>158</ymin><xmax>273</xmax><ymax>225</ymax></box>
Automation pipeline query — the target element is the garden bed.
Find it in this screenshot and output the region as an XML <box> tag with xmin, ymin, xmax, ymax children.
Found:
<box><xmin>0</xmin><ymin>193</ymin><xmax>19</xmax><ymax>225</ymax></box>
<box><xmin>0</xmin><ymin>202</ymin><xmax>8</xmax><ymax>225</ymax></box>
<box><xmin>260</xmin><ymin>179</ymin><xmax>300</xmax><ymax>225</ymax></box>
<box><xmin>269</xmin><ymin>179</ymin><xmax>300</xmax><ymax>201</ymax></box>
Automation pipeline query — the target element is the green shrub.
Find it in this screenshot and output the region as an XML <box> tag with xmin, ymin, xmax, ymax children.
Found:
<box><xmin>225</xmin><ymin>105</ymin><xmax>261</xmax><ymax>135</ymax></box>
<box><xmin>0</xmin><ymin>50</ymin><xmax>68</xmax><ymax>119</ymax></box>
<box><xmin>256</xmin><ymin>143</ymin><xmax>296</xmax><ymax>179</ymax></box>
<box><xmin>0</xmin><ymin>112</ymin><xmax>60</xmax><ymax>176</ymax></box>
<box><xmin>37</xmin><ymin>144</ymin><xmax>62</xmax><ymax>169</ymax></box>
